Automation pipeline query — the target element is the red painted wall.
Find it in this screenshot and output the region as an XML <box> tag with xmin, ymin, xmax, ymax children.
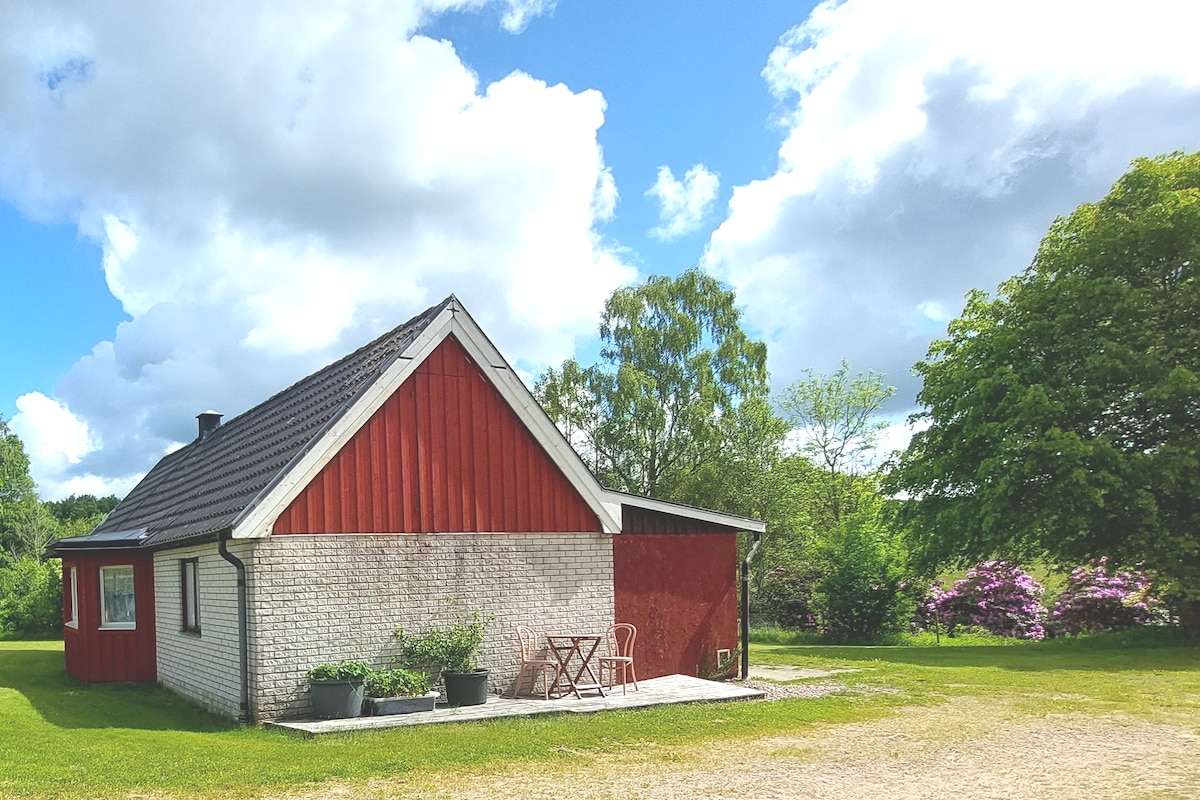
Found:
<box><xmin>274</xmin><ymin>335</ymin><xmax>601</xmax><ymax>534</ymax></box>
<box><xmin>613</xmin><ymin>530</ymin><xmax>738</xmax><ymax>679</ymax></box>
<box><xmin>61</xmin><ymin>552</ymin><xmax>157</xmax><ymax>683</ymax></box>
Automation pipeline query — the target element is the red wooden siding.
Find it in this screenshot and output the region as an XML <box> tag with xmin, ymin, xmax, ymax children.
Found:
<box><xmin>613</xmin><ymin>532</ymin><xmax>738</xmax><ymax>679</ymax></box>
<box><xmin>61</xmin><ymin>552</ymin><xmax>157</xmax><ymax>683</ymax></box>
<box><xmin>273</xmin><ymin>335</ymin><xmax>602</xmax><ymax>534</ymax></box>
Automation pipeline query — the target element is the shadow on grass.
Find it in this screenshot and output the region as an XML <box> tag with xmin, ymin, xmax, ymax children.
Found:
<box><xmin>762</xmin><ymin>631</ymin><xmax>1200</xmax><ymax>673</ymax></box>
<box><xmin>0</xmin><ymin>643</ymin><xmax>238</xmax><ymax>732</ymax></box>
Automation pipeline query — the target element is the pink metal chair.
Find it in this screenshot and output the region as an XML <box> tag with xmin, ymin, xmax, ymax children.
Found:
<box><xmin>597</xmin><ymin>622</ymin><xmax>638</xmax><ymax>693</ymax></box>
<box><xmin>511</xmin><ymin>625</ymin><xmax>560</xmax><ymax>700</ymax></box>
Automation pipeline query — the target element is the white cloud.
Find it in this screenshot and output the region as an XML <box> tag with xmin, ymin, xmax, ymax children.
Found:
<box><xmin>11</xmin><ymin>393</ymin><xmax>94</xmax><ymax>470</ymax></box>
<box><xmin>498</xmin><ymin>0</ymin><xmax>556</xmax><ymax>33</ymax></box>
<box><xmin>705</xmin><ymin>0</ymin><xmax>1200</xmax><ymax>408</ymax></box>
<box><xmin>8</xmin><ymin>392</ymin><xmax>140</xmax><ymax>500</ymax></box>
<box><xmin>916</xmin><ymin>301</ymin><xmax>948</xmax><ymax>324</ymax></box>
<box><xmin>647</xmin><ymin>164</ymin><xmax>720</xmax><ymax>241</ymax></box>
<box><xmin>592</xmin><ymin>167</ymin><xmax>619</xmax><ymax>221</ymax></box>
<box><xmin>0</xmin><ymin>1</ymin><xmax>631</xmax><ymax>497</ymax></box>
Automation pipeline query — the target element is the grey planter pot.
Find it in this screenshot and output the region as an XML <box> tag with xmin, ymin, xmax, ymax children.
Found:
<box><xmin>442</xmin><ymin>669</ymin><xmax>489</xmax><ymax>706</ymax></box>
<box><xmin>366</xmin><ymin>691</ymin><xmax>439</xmax><ymax>716</ymax></box>
<box><xmin>310</xmin><ymin>679</ymin><xmax>365</xmax><ymax>719</ymax></box>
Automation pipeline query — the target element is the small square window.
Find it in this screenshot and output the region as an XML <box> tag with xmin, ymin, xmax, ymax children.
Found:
<box><xmin>65</xmin><ymin>567</ymin><xmax>78</xmax><ymax>629</ymax></box>
<box><xmin>99</xmin><ymin>565</ymin><xmax>136</xmax><ymax>630</ymax></box>
<box><xmin>181</xmin><ymin>558</ymin><xmax>200</xmax><ymax>634</ymax></box>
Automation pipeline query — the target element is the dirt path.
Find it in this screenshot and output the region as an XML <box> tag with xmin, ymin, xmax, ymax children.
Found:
<box><xmin>277</xmin><ymin>697</ymin><xmax>1200</xmax><ymax>800</ymax></box>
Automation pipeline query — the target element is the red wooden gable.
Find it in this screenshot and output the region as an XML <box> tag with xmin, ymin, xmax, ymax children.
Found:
<box><xmin>273</xmin><ymin>335</ymin><xmax>602</xmax><ymax>534</ymax></box>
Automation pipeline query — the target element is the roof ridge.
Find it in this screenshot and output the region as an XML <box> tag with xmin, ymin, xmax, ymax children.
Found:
<box><xmin>210</xmin><ymin>296</ymin><xmax>454</xmax><ymax>441</ymax></box>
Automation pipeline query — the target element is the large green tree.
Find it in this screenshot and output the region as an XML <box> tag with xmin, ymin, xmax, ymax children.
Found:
<box><xmin>753</xmin><ymin>364</ymin><xmax>900</xmax><ymax>631</ymax></box>
<box><xmin>0</xmin><ymin>417</ymin><xmax>40</xmax><ymax>558</ymax></box>
<box><xmin>778</xmin><ymin>361</ymin><xmax>895</xmax><ymax>529</ymax></box>
<box><xmin>887</xmin><ymin>152</ymin><xmax>1200</xmax><ymax>628</ymax></box>
<box><xmin>535</xmin><ymin>268</ymin><xmax>770</xmax><ymax>501</ymax></box>
<box><xmin>44</xmin><ymin>494</ymin><xmax>119</xmax><ymax>526</ymax></box>
<box><xmin>0</xmin><ymin>417</ymin><xmax>35</xmax><ymax>513</ymax></box>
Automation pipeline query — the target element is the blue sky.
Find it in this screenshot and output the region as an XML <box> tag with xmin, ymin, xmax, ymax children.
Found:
<box><xmin>3</xmin><ymin>0</ymin><xmax>1200</xmax><ymax>499</ymax></box>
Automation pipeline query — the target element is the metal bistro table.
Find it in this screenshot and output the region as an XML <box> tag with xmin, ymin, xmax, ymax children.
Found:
<box><xmin>545</xmin><ymin>634</ymin><xmax>606</xmax><ymax>699</ymax></box>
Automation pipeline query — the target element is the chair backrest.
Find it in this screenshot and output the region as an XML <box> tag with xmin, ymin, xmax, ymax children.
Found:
<box><xmin>516</xmin><ymin>625</ymin><xmax>540</xmax><ymax>661</ymax></box>
<box><xmin>605</xmin><ymin>622</ymin><xmax>636</xmax><ymax>658</ymax></box>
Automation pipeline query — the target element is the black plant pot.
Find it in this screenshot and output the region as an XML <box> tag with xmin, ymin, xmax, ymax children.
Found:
<box><xmin>442</xmin><ymin>669</ymin><xmax>488</xmax><ymax>706</ymax></box>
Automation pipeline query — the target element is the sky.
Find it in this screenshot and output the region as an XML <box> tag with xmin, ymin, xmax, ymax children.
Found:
<box><xmin>3</xmin><ymin>0</ymin><xmax>1200</xmax><ymax>501</ymax></box>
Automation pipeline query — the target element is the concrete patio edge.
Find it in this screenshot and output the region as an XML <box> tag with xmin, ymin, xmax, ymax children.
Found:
<box><xmin>265</xmin><ymin>674</ymin><xmax>765</xmax><ymax>735</ymax></box>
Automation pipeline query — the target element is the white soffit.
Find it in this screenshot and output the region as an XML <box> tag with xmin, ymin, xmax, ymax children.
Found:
<box><xmin>603</xmin><ymin>490</ymin><xmax>766</xmax><ymax>533</ymax></box>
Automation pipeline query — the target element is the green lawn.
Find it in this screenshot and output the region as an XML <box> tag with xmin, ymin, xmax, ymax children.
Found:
<box><xmin>1</xmin><ymin>635</ymin><xmax>1197</xmax><ymax>798</ymax></box>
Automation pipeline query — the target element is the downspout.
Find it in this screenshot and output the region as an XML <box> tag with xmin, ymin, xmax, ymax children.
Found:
<box><xmin>741</xmin><ymin>531</ymin><xmax>762</xmax><ymax>680</ymax></box>
<box><xmin>217</xmin><ymin>530</ymin><xmax>250</xmax><ymax>723</ymax></box>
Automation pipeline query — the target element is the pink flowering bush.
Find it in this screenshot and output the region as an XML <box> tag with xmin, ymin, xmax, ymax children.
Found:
<box><xmin>929</xmin><ymin>561</ymin><xmax>1048</xmax><ymax>639</ymax></box>
<box><xmin>1050</xmin><ymin>559</ymin><xmax>1164</xmax><ymax>635</ymax></box>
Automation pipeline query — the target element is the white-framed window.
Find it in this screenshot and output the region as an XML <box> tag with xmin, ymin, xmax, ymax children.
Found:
<box><xmin>99</xmin><ymin>565</ymin><xmax>136</xmax><ymax>630</ymax></box>
<box><xmin>65</xmin><ymin>566</ymin><xmax>78</xmax><ymax>629</ymax></box>
<box><xmin>181</xmin><ymin>558</ymin><xmax>200</xmax><ymax>634</ymax></box>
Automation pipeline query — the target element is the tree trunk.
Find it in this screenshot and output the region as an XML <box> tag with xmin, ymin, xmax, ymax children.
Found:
<box><xmin>1176</xmin><ymin>599</ymin><xmax>1200</xmax><ymax>633</ymax></box>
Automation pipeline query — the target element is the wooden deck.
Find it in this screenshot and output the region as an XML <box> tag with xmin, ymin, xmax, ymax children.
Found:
<box><xmin>266</xmin><ymin>674</ymin><xmax>764</xmax><ymax>735</ymax></box>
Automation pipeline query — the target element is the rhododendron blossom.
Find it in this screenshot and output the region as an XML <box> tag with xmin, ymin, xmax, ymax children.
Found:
<box><xmin>1050</xmin><ymin>558</ymin><xmax>1163</xmax><ymax>635</ymax></box>
<box><xmin>928</xmin><ymin>561</ymin><xmax>1048</xmax><ymax>639</ymax></box>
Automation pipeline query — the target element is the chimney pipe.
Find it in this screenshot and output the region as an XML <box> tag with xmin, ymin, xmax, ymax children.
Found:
<box><xmin>197</xmin><ymin>411</ymin><xmax>223</xmax><ymax>441</ymax></box>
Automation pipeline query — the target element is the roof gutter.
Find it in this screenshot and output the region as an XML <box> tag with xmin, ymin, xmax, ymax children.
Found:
<box><xmin>741</xmin><ymin>530</ymin><xmax>762</xmax><ymax>680</ymax></box>
<box><xmin>217</xmin><ymin>530</ymin><xmax>250</xmax><ymax>723</ymax></box>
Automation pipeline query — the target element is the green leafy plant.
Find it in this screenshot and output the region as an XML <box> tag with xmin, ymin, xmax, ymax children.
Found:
<box><xmin>364</xmin><ymin>668</ymin><xmax>432</xmax><ymax>698</ymax></box>
<box><xmin>394</xmin><ymin>607</ymin><xmax>495</xmax><ymax>674</ymax></box>
<box><xmin>0</xmin><ymin>556</ymin><xmax>62</xmax><ymax>636</ymax></box>
<box><xmin>701</xmin><ymin>646</ymin><xmax>741</xmax><ymax>680</ymax></box>
<box><xmin>305</xmin><ymin>660</ymin><xmax>373</xmax><ymax>684</ymax></box>
<box><xmin>811</xmin><ymin>497</ymin><xmax>914</xmax><ymax>644</ymax></box>
<box><xmin>886</xmin><ymin>152</ymin><xmax>1200</xmax><ymax>631</ymax></box>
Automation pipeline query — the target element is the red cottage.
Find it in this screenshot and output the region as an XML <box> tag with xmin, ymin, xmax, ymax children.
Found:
<box><xmin>56</xmin><ymin>296</ymin><xmax>764</xmax><ymax>720</ymax></box>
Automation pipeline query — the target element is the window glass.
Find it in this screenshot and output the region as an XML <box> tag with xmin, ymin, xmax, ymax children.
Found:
<box><xmin>99</xmin><ymin>566</ymin><xmax>136</xmax><ymax>629</ymax></box>
<box><xmin>65</xmin><ymin>567</ymin><xmax>78</xmax><ymax>629</ymax></box>
<box><xmin>182</xmin><ymin>558</ymin><xmax>200</xmax><ymax>633</ymax></box>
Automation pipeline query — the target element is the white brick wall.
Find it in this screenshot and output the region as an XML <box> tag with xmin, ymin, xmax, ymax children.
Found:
<box><xmin>154</xmin><ymin>541</ymin><xmax>251</xmax><ymax>718</ymax></box>
<box><xmin>245</xmin><ymin>533</ymin><xmax>614</xmax><ymax>720</ymax></box>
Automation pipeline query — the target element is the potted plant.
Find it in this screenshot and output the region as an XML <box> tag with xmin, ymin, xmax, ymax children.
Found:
<box><xmin>306</xmin><ymin>659</ymin><xmax>372</xmax><ymax>719</ymax></box>
<box><xmin>364</xmin><ymin>668</ymin><xmax>438</xmax><ymax>715</ymax></box>
<box><xmin>394</xmin><ymin>608</ymin><xmax>495</xmax><ymax>707</ymax></box>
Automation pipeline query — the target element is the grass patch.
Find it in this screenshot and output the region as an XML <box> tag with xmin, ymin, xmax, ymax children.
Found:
<box><xmin>752</xmin><ymin>629</ymin><xmax>1200</xmax><ymax>723</ymax></box>
<box><xmin>2</xmin><ymin>634</ymin><xmax>1197</xmax><ymax>798</ymax></box>
<box><xmin>749</xmin><ymin>626</ymin><xmax>1009</xmax><ymax>647</ymax></box>
<box><xmin>0</xmin><ymin>642</ymin><xmax>901</xmax><ymax>798</ymax></box>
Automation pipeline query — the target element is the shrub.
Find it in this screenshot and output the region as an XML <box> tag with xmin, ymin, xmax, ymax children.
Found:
<box><xmin>394</xmin><ymin>607</ymin><xmax>495</xmax><ymax>674</ymax></box>
<box><xmin>305</xmin><ymin>660</ymin><xmax>373</xmax><ymax>684</ymax></box>
<box><xmin>364</xmin><ymin>668</ymin><xmax>432</xmax><ymax>698</ymax></box>
<box><xmin>932</xmin><ymin>561</ymin><xmax>1048</xmax><ymax>639</ymax></box>
<box><xmin>1050</xmin><ymin>558</ymin><xmax>1166</xmax><ymax>635</ymax></box>
<box><xmin>754</xmin><ymin>563</ymin><xmax>820</xmax><ymax>630</ymax></box>
<box><xmin>0</xmin><ymin>556</ymin><xmax>62</xmax><ymax>636</ymax></box>
<box><xmin>811</xmin><ymin>502</ymin><xmax>914</xmax><ymax>643</ymax></box>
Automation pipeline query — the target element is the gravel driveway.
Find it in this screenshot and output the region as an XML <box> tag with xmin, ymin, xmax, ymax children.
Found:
<box><xmin>278</xmin><ymin>694</ymin><xmax>1200</xmax><ymax>799</ymax></box>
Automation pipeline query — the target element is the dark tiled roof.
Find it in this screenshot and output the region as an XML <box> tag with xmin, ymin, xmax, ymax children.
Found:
<box><xmin>64</xmin><ymin>297</ymin><xmax>451</xmax><ymax>550</ymax></box>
